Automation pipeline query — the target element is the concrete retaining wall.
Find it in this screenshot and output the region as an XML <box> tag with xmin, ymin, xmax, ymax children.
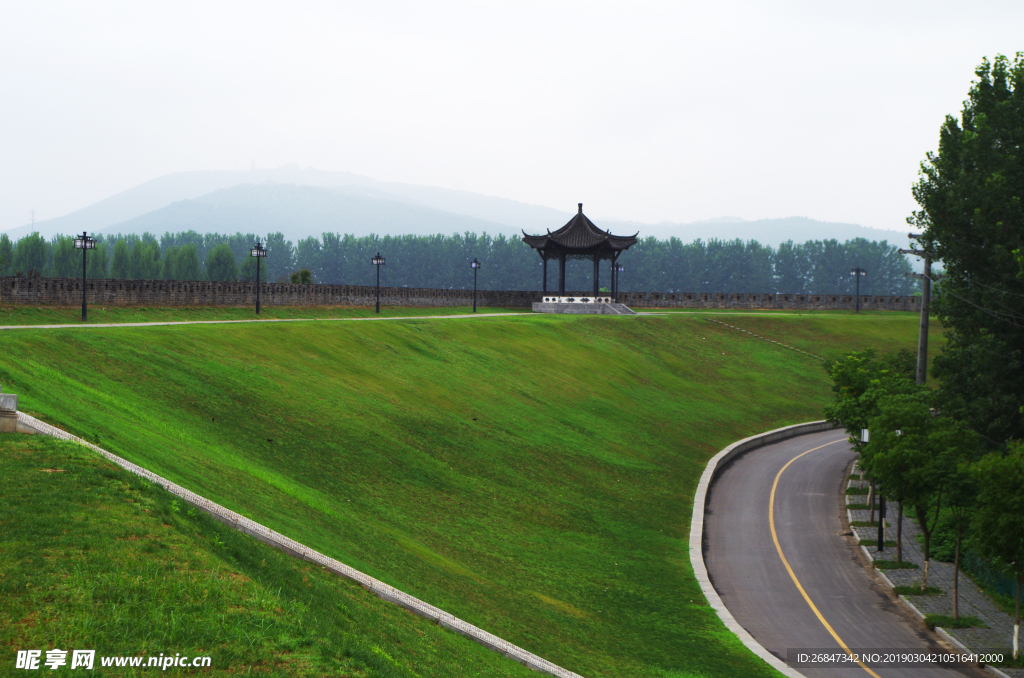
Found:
<box><xmin>0</xmin><ymin>276</ymin><xmax>920</xmax><ymax>311</ymax></box>
<box><xmin>689</xmin><ymin>420</ymin><xmax>839</xmax><ymax>678</ymax></box>
<box><xmin>14</xmin><ymin>411</ymin><xmax>583</xmax><ymax>678</ymax></box>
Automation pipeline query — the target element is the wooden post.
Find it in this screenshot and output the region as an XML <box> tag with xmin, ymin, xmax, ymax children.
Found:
<box><xmin>558</xmin><ymin>253</ymin><xmax>566</xmax><ymax>295</ymax></box>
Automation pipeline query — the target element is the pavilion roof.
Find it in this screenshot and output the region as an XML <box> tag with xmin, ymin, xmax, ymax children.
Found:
<box><xmin>522</xmin><ymin>203</ymin><xmax>638</xmax><ymax>252</ymax></box>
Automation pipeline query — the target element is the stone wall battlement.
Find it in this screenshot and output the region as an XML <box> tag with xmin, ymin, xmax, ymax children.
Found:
<box><xmin>0</xmin><ymin>276</ymin><xmax>921</xmax><ymax>311</ymax></box>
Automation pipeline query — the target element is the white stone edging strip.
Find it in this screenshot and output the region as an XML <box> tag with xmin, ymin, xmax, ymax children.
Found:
<box><xmin>16</xmin><ymin>411</ymin><xmax>583</xmax><ymax>678</ymax></box>
<box><xmin>705</xmin><ymin>318</ymin><xmax>825</xmax><ymax>361</ymax></box>
<box><xmin>689</xmin><ymin>420</ymin><xmax>838</xmax><ymax>678</ymax></box>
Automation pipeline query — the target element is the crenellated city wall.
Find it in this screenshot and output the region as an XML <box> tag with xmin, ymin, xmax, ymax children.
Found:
<box><xmin>0</xmin><ymin>276</ymin><xmax>921</xmax><ymax>312</ymax></box>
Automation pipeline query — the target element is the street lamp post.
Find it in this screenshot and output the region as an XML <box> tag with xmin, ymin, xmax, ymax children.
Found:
<box><xmin>249</xmin><ymin>240</ymin><xmax>267</xmax><ymax>315</ymax></box>
<box><xmin>850</xmin><ymin>267</ymin><xmax>867</xmax><ymax>313</ymax></box>
<box><xmin>470</xmin><ymin>258</ymin><xmax>481</xmax><ymax>312</ymax></box>
<box><xmin>73</xmin><ymin>232</ymin><xmax>95</xmax><ymax>322</ymax></box>
<box><xmin>372</xmin><ymin>252</ymin><xmax>386</xmax><ymax>314</ymax></box>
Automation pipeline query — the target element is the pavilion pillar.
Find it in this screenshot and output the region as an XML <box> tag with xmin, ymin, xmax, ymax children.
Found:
<box><xmin>558</xmin><ymin>254</ymin><xmax>566</xmax><ymax>295</ymax></box>
<box><xmin>610</xmin><ymin>255</ymin><xmax>616</xmax><ymax>299</ymax></box>
<box><xmin>593</xmin><ymin>254</ymin><xmax>599</xmax><ymax>298</ymax></box>
<box><xmin>542</xmin><ymin>257</ymin><xmax>547</xmax><ymax>293</ymax></box>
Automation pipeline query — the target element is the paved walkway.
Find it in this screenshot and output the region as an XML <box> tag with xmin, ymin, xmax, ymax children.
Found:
<box><xmin>0</xmin><ymin>311</ymin><xmax>535</xmax><ymax>331</ymax></box>
<box><xmin>847</xmin><ymin>466</ymin><xmax>1022</xmax><ymax>677</ymax></box>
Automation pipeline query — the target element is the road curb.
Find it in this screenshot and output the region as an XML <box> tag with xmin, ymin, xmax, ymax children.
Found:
<box><xmin>689</xmin><ymin>420</ymin><xmax>839</xmax><ymax>678</ymax></box>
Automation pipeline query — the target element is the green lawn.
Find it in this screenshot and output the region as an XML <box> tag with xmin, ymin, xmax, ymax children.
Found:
<box><xmin>0</xmin><ymin>435</ymin><xmax>537</xmax><ymax>677</ymax></box>
<box><xmin>0</xmin><ymin>310</ymin><xmax>935</xmax><ymax>677</ymax></box>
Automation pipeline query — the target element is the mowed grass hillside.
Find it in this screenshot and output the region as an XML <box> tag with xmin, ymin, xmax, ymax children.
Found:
<box><xmin>0</xmin><ymin>435</ymin><xmax>540</xmax><ymax>677</ymax></box>
<box><xmin>0</xmin><ymin>311</ymin><xmax>931</xmax><ymax>677</ymax></box>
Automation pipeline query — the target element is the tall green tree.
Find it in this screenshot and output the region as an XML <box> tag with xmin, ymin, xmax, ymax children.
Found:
<box><xmin>944</xmin><ymin>462</ymin><xmax>977</xmax><ymax>619</ymax></box>
<box><xmin>911</xmin><ymin>54</ymin><xmax>1024</xmax><ymax>446</ymax></box>
<box><xmin>177</xmin><ymin>243</ymin><xmax>203</xmax><ymax>281</ymax></box>
<box><xmin>110</xmin><ymin>239</ymin><xmax>131</xmax><ymax>279</ymax></box>
<box><xmin>13</xmin><ymin>232</ymin><xmax>49</xmax><ymax>276</ymax></box>
<box><xmin>823</xmin><ymin>348</ymin><xmax>920</xmax><ymax>449</ymax></box>
<box><xmin>773</xmin><ymin>241</ymin><xmax>806</xmax><ymax>293</ymax></box>
<box><xmin>264</xmin><ymin>232</ymin><xmax>295</xmax><ymax>283</ymax></box>
<box><xmin>87</xmin><ymin>243</ymin><xmax>108</xmax><ymax>279</ymax></box>
<box><xmin>161</xmin><ymin>247</ymin><xmax>181</xmax><ymax>280</ymax></box>
<box><xmin>205</xmin><ymin>243</ymin><xmax>239</xmax><ymax>282</ymax></box>
<box><xmin>50</xmin><ymin>236</ymin><xmax>79</xmax><ymax>278</ymax></box>
<box><xmin>0</xmin><ymin>233</ymin><xmax>14</xmax><ymax>275</ymax></box>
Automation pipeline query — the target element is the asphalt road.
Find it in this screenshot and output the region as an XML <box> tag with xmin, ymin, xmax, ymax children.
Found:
<box><xmin>703</xmin><ymin>429</ymin><xmax>987</xmax><ymax>678</ymax></box>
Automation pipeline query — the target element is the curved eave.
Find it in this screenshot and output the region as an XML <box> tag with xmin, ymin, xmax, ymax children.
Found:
<box><xmin>522</xmin><ymin>215</ymin><xmax>639</xmax><ymax>251</ymax></box>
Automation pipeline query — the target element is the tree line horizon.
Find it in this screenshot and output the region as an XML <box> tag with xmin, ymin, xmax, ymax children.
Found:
<box><xmin>0</xmin><ymin>229</ymin><xmax>918</xmax><ymax>296</ymax></box>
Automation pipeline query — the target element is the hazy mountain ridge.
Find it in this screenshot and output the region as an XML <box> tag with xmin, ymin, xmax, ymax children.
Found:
<box><xmin>2</xmin><ymin>168</ymin><xmax>916</xmax><ymax>250</ymax></box>
<box><xmin>2</xmin><ymin>167</ymin><xmax>571</xmax><ymax>241</ymax></box>
<box><xmin>601</xmin><ymin>216</ymin><xmax>914</xmax><ymax>249</ymax></box>
<box><xmin>103</xmin><ymin>184</ymin><xmax>516</xmax><ymax>242</ymax></box>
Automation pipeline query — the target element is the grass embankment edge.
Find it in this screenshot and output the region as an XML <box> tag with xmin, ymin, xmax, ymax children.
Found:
<box><xmin>13</xmin><ymin>411</ymin><xmax>580</xmax><ymax>678</ymax></box>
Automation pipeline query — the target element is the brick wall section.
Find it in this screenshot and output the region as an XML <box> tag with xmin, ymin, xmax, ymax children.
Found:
<box><xmin>0</xmin><ymin>277</ymin><xmax>540</xmax><ymax>308</ymax></box>
<box><xmin>0</xmin><ymin>276</ymin><xmax>921</xmax><ymax>312</ymax></box>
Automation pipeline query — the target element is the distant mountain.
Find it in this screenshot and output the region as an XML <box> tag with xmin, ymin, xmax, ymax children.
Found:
<box><xmin>1</xmin><ymin>167</ymin><xmax>571</xmax><ymax>241</ymax></box>
<box><xmin>602</xmin><ymin>216</ymin><xmax>916</xmax><ymax>249</ymax></box>
<box><xmin>2</xmin><ymin>166</ymin><xmax>916</xmax><ymax>250</ymax></box>
<box><xmin>101</xmin><ymin>183</ymin><xmax>516</xmax><ymax>241</ymax></box>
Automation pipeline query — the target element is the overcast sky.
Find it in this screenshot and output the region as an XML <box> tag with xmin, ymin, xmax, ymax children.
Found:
<box><xmin>2</xmin><ymin>1</ymin><xmax>1022</xmax><ymax>233</ymax></box>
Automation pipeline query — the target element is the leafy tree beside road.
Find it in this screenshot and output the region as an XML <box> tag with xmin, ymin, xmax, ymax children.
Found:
<box><xmin>825</xmin><ymin>55</ymin><xmax>1024</xmax><ymax>647</ymax></box>
<box><xmin>972</xmin><ymin>443</ymin><xmax>1024</xmax><ymax>659</ymax></box>
<box><xmin>866</xmin><ymin>394</ymin><xmax>978</xmax><ymax>587</ymax></box>
<box><xmin>911</xmin><ymin>53</ymin><xmax>1024</xmax><ymax>447</ymax></box>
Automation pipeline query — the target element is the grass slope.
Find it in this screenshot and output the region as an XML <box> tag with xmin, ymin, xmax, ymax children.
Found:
<box><xmin>0</xmin><ymin>310</ymin><xmax>932</xmax><ymax>677</ymax></box>
<box><xmin>0</xmin><ymin>434</ymin><xmax>536</xmax><ymax>677</ymax></box>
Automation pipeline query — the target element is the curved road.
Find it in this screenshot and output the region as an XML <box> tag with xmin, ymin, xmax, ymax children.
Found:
<box><xmin>704</xmin><ymin>429</ymin><xmax>986</xmax><ymax>678</ymax></box>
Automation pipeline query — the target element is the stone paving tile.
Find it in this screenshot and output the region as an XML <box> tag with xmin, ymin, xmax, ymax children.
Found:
<box><xmin>846</xmin><ymin>466</ymin><xmax>1023</xmax><ymax>677</ymax></box>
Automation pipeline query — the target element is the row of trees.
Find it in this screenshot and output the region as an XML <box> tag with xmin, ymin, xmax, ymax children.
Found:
<box><xmin>825</xmin><ymin>351</ymin><xmax>1021</xmax><ymax>621</ymax></box>
<box><xmin>0</xmin><ymin>233</ymin><xmax>260</xmax><ymax>283</ymax></box>
<box><xmin>826</xmin><ymin>54</ymin><xmax>1024</xmax><ymax>658</ymax></box>
<box><xmin>0</xmin><ymin>229</ymin><xmax>917</xmax><ymax>294</ymax></box>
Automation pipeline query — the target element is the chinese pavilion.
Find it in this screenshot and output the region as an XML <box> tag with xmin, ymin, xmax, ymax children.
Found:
<box><xmin>522</xmin><ymin>203</ymin><xmax>638</xmax><ymax>297</ymax></box>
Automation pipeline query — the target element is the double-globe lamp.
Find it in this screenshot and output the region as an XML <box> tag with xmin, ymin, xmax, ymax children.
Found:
<box><xmin>249</xmin><ymin>240</ymin><xmax>267</xmax><ymax>314</ymax></box>
<box><xmin>372</xmin><ymin>252</ymin><xmax>386</xmax><ymax>314</ymax></box>
<box><xmin>73</xmin><ymin>232</ymin><xmax>96</xmax><ymax>322</ymax></box>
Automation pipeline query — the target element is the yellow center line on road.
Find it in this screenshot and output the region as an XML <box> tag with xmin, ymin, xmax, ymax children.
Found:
<box><xmin>769</xmin><ymin>438</ymin><xmax>883</xmax><ymax>678</ymax></box>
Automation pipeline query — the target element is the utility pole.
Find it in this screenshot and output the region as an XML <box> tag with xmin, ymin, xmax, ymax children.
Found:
<box><xmin>900</xmin><ymin>234</ymin><xmax>932</xmax><ymax>386</ymax></box>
